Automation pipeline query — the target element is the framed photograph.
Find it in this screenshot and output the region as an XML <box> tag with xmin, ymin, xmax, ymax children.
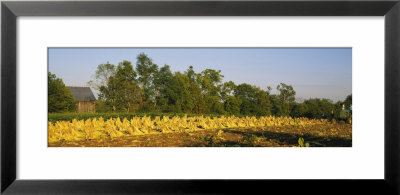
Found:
<box><xmin>2</xmin><ymin>0</ymin><xmax>400</xmax><ymax>194</ymax></box>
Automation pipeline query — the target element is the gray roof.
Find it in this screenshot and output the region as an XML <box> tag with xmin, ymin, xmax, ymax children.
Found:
<box><xmin>67</xmin><ymin>86</ymin><xmax>96</xmax><ymax>101</ymax></box>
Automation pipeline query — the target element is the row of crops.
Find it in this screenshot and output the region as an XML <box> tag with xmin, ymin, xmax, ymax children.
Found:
<box><xmin>48</xmin><ymin>112</ymin><xmax>241</xmax><ymax>123</ymax></box>
<box><xmin>48</xmin><ymin>115</ymin><xmax>330</xmax><ymax>143</ymax></box>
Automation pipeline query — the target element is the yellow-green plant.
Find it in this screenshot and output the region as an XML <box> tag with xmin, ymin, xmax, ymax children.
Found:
<box><xmin>49</xmin><ymin>115</ymin><xmax>329</xmax><ymax>144</ymax></box>
<box><xmin>298</xmin><ymin>137</ymin><xmax>310</xmax><ymax>147</ymax></box>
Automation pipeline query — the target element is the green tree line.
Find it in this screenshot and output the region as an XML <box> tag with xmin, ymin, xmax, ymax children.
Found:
<box><xmin>82</xmin><ymin>53</ymin><xmax>352</xmax><ymax>119</ymax></box>
<box><xmin>48</xmin><ymin>72</ymin><xmax>76</xmax><ymax>112</ymax></box>
<box><xmin>48</xmin><ymin>53</ymin><xmax>352</xmax><ymax>119</ymax></box>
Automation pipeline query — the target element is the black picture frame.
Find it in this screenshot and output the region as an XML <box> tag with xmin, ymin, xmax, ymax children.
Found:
<box><xmin>2</xmin><ymin>0</ymin><xmax>400</xmax><ymax>194</ymax></box>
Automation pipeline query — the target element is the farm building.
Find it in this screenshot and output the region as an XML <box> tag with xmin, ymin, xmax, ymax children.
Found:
<box><xmin>67</xmin><ymin>86</ymin><xmax>96</xmax><ymax>113</ymax></box>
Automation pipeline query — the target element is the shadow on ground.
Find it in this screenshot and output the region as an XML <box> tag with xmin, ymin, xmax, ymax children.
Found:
<box><xmin>49</xmin><ymin>124</ymin><xmax>352</xmax><ymax>147</ymax></box>
<box><xmin>190</xmin><ymin>129</ymin><xmax>352</xmax><ymax>147</ymax></box>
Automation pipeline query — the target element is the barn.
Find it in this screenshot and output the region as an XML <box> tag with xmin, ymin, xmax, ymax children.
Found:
<box><xmin>67</xmin><ymin>86</ymin><xmax>96</xmax><ymax>113</ymax></box>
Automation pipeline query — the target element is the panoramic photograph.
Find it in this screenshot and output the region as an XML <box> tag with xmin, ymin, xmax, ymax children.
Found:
<box><xmin>48</xmin><ymin>48</ymin><xmax>352</xmax><ymax>147</ymax></box>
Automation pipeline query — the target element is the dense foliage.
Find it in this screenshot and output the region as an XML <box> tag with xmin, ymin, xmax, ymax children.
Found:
<box><xmin>48</xmin><ymin>72</ymin><xmax>76</xmax><ymax>113</ymax></box>
<box><xmin>82</xmin><ymin>53</ymin><xmax>351</xmax><ymax>119</ymax></box>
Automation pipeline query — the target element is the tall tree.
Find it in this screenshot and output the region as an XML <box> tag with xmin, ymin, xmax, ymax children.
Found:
<box><xmin>234</xmin><ymin>83</ymin><xmax>258</xmax><ymax>115</ymax></box>
<box><xmin>87</xmin><ymin>62</ymin><xmax>116</xmax><ymax>91</ymax></box>
<box><xmin>98</xmin><ymin>60</ymin><xmax>140</xmax><ymax>112</ymax></box>
<box><xmin>199</xmin><ymin>69</ymin><xmax>224</xmax><ymax>113</ymax></box>
<box><xmin>185</xmin><ymin>66</ymin><xmax>205</xmax><ymax>113</ymax></box>
<box><xmin>136</xmin><ymin>53</ymin><xmax>159</xmax><ymax>106</ymax></box>
<box><xmin>291</xmin><ymin>103</ymin><xmax>308</xmax><ymax>118</ymax></box>
<box><xmin>270</xmin><ymin>94</ymin><xmax>283</xmax><ymax>116</ymax></box>
<box><xmin>276</xmin><ymin>83</ymin><xmax>296</xmax><ymax>116</ymax></box>
<box><xmin>220</xmin><ymin>81</ymin><xmax>236</xmax><ymax>102</ymax></box>
<box><xmin>200</xmin><ymin>69</ymin><xmax>223</xmax><ymax>96</ymax></box>
<box><xmin>344</xmin><ymin>94</ymin><xmax>352</xmax><ymax>108</ymax></box>
<box><xmin>255</xmin><ymin>89</ymin><xmax>271</xmax><ymax>116</ymax></box>
<box><xmin>224</xmin><ymin>96</ymin><xmax>242</xmax><ymax>115</ymax></box>
<box><xmin>100</xmin><ymin>75</ymin><xmax>119</xmax><ymax>112</ymax></box>
<box><xmin>48</xmin><ymin>72</ymin><xmax>76</xmax><ymax>113</ymax></box>
<box><xmin>114</xmin><ymin>60</ymin><xmax>141</xmax><ymax>112</ymax></box>
<box><xmin>303</xmin><ymin>98</ymin><xmax>334</xmax><ymax>118</ymax></box>
<box><xmin>153</xmin><ymin>65</ymin><xmax>174</xmax><ymax>111</ymax></box>
<box><xmin>168</xmin><ymin>72</ymin><xmax>192</xmax><ymax>113</ymax></box>
<box><xmin>88</xmin><ymin>62</ymin><xmax>117</xmax><ymax>112</ymax></box>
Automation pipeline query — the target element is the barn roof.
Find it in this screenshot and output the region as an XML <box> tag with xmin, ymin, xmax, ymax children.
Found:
<box><xmin>67</xmin><ymin>86</ymin><xmax>96</xmax><ymax>101</ymax></box>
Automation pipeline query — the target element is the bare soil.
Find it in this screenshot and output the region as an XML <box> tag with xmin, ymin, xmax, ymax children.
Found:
<box><xmin>48</xmin><ymin>123</ymin><xmax>352</xmax><ymax>147</ymax></box>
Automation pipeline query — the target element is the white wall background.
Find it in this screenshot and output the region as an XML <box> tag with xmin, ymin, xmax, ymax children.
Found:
<box><xmin>17</xmin><ymin>17</ymin><xmax>384</xmax><ymax>179</ymax></box>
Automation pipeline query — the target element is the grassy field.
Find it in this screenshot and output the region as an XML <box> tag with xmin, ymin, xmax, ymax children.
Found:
<box><xmin>48</xmin><ymin>114</ymin><xmax>352</xmax><ymax>147</ymax></box>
